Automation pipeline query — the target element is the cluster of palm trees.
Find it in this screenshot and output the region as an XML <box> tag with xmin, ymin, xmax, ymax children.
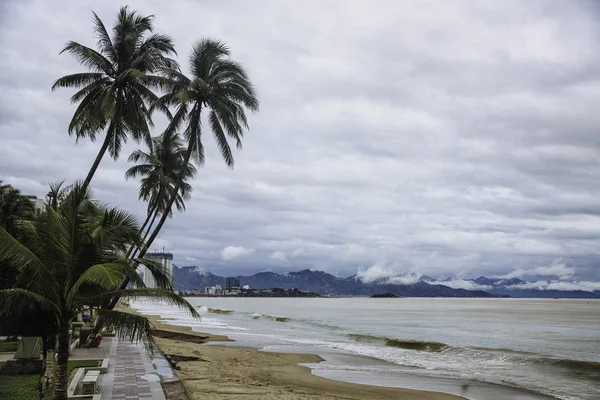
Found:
<box><xmin>0</xmin><ymin>5</ymin><xmax>258</xmax><ymax>400</ymax></box>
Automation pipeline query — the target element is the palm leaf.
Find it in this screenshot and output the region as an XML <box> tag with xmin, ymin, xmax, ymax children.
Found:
<box><xmin>92</xmin><ymin>288</ymin><xmax>199</xmax><ymax>319</ymax></box>
<box><xmin>0</xmin><ymin>288</ymin><xmax>60</xmax><ymax>317</ymax></box>
<box><xmin>0</xmin><ymin>227</ymin><xmax>61</xmax><ymax>303</ymax></box>
<box><xmin>96</xmin><ymin>309</ymin><xmax>152</xmax><ymax>343</ymax></box>
<box><xmin>59</xmin><ymin>41</ymin><xmax>114</xmax><ymax>75</ymax></box>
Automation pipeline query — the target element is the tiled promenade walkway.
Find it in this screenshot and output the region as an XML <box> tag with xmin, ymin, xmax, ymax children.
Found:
<box><xmin>99</xmin><ymin>338</ymin><xmax>166</xmax><ymax>400</ymax></box>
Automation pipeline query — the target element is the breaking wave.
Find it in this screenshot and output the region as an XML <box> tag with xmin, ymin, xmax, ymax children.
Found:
<box><xmin>250</xmin><ymin>313</ymin><xmax>291</xmax><ymax>322</ymax></box>
<box><xmin>531</xmin><ymin>357</ymin><xmax>600</xmax><ymax>377</ymax></box>
<box><xmin>348</xmin><ymin>334</ymin><xmax>448</xmax><ymax>352</ymax></box>
<box><xmin>385</xmin><ymin>338</ymin><xmax>448</xmax><ymax>352</ymax></box>
<box><xmin>198</xmin><ymin>306</ymin><xmax>233</xmax><ymax>315</ymax></box>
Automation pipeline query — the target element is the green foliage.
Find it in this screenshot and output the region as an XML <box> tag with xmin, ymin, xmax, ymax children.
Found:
<box><xmin>138</xmin><ymin>38</ymin><xmax>259</xmax><ymax>255</ymax></box>
<box><xmin>52</xmin><ymin>6</ymin><xmax>179</xmax><ymax>187</ymax></box>
<box><xmin>67</xmin><ymin>360</ymin><xmax>101</xmax><ymax>378</ymax></box>
<box><xmin>126</xmin><ymin>130</ymin><xmax>196</xmax><ymax>216</ymax></box>
<box><xmin>0</xmin><ymin>373</ymin><xmax>40</xmax><ymax>400</ymax></box>
<box><xmin>0</xmin><ymin>182</ymin><xmax>198</xmax><ymax>399</ymax></box>
<box><xmin>0</xmin><ymin>181</ymin><xmax>36</xmax><ymax>239</ymax></box>
<box><xmin>0</xmin><ymin>340</ymin><xmax>19</xmax><ymax>352</ymax></box>
<box><xmin>0</xmin><ymin>360</ymin><xmax>101</xmax><ymax>400</ymax></box>
<box><xmin>155</xmin><ymin>38</ymin><xmax>259</xmax><ymax>169</ymax></box>
<box><xmin>0</xmin><ymin>182</ymin><xmax>196</xmax><ymax>329</ymax></box>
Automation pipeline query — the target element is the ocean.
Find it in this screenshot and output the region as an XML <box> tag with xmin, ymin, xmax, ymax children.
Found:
<box><xmin>132</xmin><ymin>298</ymin><xmax>600</xmax><ymax>400</ymax></box>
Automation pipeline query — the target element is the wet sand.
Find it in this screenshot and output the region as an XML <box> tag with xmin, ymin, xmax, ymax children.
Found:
<box><xmin>131</xmin><ymin>308</ymin><xmax>464</xmax><ymax>400</ymax></box>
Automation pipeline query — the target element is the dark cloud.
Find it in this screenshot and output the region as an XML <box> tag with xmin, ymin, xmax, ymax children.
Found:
<box><xmin>1</xmin><ymin>0</ymin><xmax>600</xmax><ymax>282</ymax></box>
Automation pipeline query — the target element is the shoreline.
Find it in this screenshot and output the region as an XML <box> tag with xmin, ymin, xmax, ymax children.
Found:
<box><xmin>131</xmin><ymin>307</ymin><xmax>465</xmax><ymax>399</ymax></box>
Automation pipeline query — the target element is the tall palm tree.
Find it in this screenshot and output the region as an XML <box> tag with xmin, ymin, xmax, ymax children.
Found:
<box><xmin>104</xmin><ymin>38</ymin><xmax>258</xmax><ymax>315</ymax></box>
<box><xmin>52</xmin><ymin>6</ymin><xmax>178</xmax><ymax>188</ymax></box>
<box><xmin>140</xmin><ymin>38</ymin><xmax>259</xmax><ymax>257</ymax></box>
<box><xmin>0</xmin><ymin>183</ymin><xmax>198</xmax><ymax>400</ymax></box>
<box><xmin>125</xmin><ymin>130</ymin><xmax>196</xmax><ymax>254</ymax></box>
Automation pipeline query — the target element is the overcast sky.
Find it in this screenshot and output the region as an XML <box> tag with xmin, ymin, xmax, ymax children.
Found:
<box><xmin>1</xmin><ymin>0</ymin><xmax>600</xmax><ymax>282</ymax></box>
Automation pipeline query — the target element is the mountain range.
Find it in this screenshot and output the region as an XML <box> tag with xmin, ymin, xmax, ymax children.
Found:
<box><xmin>172</xmin><ymin>267</ymin><xmax>600</xmax><ymax>298</ymax></box>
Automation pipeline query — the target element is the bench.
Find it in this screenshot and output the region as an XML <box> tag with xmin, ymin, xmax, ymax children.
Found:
<box><xmin>81</xmin><ymin>370</ymin><xmax>100</xmax><ymax>395</ymax></box>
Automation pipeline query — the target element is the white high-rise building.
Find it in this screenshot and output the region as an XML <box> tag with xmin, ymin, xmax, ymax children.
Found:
<box><xmin>142</xmin><ymin>252</ymin><xmax>173</xmax><ymax>289</ymax></box>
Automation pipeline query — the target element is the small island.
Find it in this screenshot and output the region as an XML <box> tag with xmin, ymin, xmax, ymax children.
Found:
<box><xmin>370</xmin><ymin>292</ymin><xmax>402</xmax><ymax>298</ymax></box>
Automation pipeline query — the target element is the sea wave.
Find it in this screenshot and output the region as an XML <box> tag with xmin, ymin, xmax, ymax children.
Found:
<box><xmin>197</xmin><ymin>306</ymin><xmax>233</xmax><ymax>315</ymax></box>
<box><xmin>348</xmin><ymin>334</ymin><xmax>448</xmax><ymax>352</ymax></box>
<box><xmin>247</xmin><ymin>313</ymin><xmax>291</xmax><ymax>322</ymax></box>
<box><xmin>530</xmin><ymin>357</ymin><xmax>600</xmax><ymax>376</ymax></box>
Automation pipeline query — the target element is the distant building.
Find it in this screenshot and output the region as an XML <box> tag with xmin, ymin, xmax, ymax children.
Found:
<box><xmin>205</xmin><ymin>285</ymin><xmax>222</xmax><ymax>295</ymax></box>
<box><xmin>143</xmin><ymin>252</ymin><xmax>173</xmax><ymax>289</ymax></box>
<box><xmin>242</xmin><ymin>285</ymin><xmax>250</xmax><ymax>290</ymax></box>
<box><xmin>24</xmin><ymin>195</ymin><xmax>45</xmax><ymax>212</ymax></box>
<box><xmin>225</xmin><ymin>277</ymin><xmax>240</xmax><ymax>289</ymax></box>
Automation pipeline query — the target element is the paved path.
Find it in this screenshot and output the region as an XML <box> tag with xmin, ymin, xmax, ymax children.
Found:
<box><xmin>100</xmin><ymin>337</ymin><xmax>166</xmax><ymax>400</ymax></box>
<box><xmin>71</xmin><ymin>336</ymin><xmax>112</xmax><ymax>359</ymax></box>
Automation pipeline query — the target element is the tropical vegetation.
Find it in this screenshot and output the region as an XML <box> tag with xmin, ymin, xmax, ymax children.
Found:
<box><xmin>0</xmin><ymin>4</ymin><xmax>258</xmax><ymax>400</ymax></box>
<box><xmin>0</xmin><ymin>181</ymin><xmax>36</xmax><ymax>238</ymax></box>
<box><xmin>52</xmin><ymin>6</ymin><xmax>178</xmax><ymax>188</ymax></box>
<box><xmin>139</xmin><ymin>38</ymin><xmax>259</xmax><ymax>257</ymax></box>
<box><xmin>125</xmin><ymin>130</ymin><xmax>196</xmax><ymax>257</ymax></box>
<box><xmin>0</xmin><ymin>183</ymin><xmax>199</xmax><ymax>400</ymax></box>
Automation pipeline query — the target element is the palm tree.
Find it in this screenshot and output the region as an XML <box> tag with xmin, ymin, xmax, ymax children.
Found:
<box><xmin>0</xmin><ymin>183</ymin><xmax>198</xmax><ymax>400</ymax></box>
<box><xmin>140</xmin><ymin>38</ymin><xmax>259</xmax><ymax>257</ymax></box>
<box><xmin>125</xmin><ymin>130</ymin><xmax>196</xmax><ymax>255</ymax></box>
<box><xmin>52</xmin><ymin>6</ymin><xmax>178</xmax><ymax>188</ymax></box>
<box><xmin>0</xmin><ymin>181</ymin><xmax>36</xmax><ymax>238</ymax></box>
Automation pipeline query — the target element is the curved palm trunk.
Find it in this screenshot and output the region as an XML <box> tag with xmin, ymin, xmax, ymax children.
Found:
<box><xmin>105</xmin><ymin>145</ymin><xmax>193</xmax><ymax>310</ymax></box>
<box><xmin>82</xmin><ymin>88</ymin><xmax>122</xmax><ymax>190</ymax></box>
<box><xmin>138</xmin><ymin>145</ymin><xmax>192</xmax><ymax>259</ymax></box>
<box><xmin>132</xmin><ymin>205</ymin><xmax>160</xmax><ymax>259</ymax></box>
<box><xmin>138</xmin><ymin>209</ymin><xmax>155</xmax><ymax>242</ymax></box>
<box><xmin>127</xmin><ymin>186</ymin><xmax>162</xmax><ymax>258</ymax></box>
<box><xmin>126</xmin><ymin>200</ymin><xmax>158</xmax><ymax>258</ymax></box>
<box><xmin>53</xmin><ymin>324</ymin><xmax>70</xmax><ymax>400</ymax></box>
<box><xmin>82</xmin><ymin>133</ymin><xmax>111</xmax><ymax>190</ymax></box>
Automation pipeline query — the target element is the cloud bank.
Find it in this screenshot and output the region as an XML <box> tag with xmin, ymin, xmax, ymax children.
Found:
<box><xmin>1</xmin><ymin>1</ymin><xmax>600</xmax><ymax>280</ymax></box>
<box><xmin>221</xmin><ymin>246</ymin><xmax>255</xmax><ymax>261</ymax></box>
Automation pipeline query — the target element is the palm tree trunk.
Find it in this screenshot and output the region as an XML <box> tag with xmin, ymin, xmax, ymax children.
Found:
<box><xmin>82</xmin><ymin>133</ymin><xmax>111</xmax><ymax>190</ymax></box>
<box><xmin>138</xmin><ymin>145</ymin><xmax>193</xmax><ymax>259</ymax></box>
<box><xmin>53</xmin><ymin>325</ymin><xmax>70</xmax><ymax>400</ymax></box>
<box><xmin>126</xmin><ymin>202</ymin><xmax>157</xmax><ymax>258</ymax></box>
<box><xmin>126</xmin><ymin>187</ymin><xmax>162</xmax><ymax>259</ymax></box>
<box><xmin>132</xmin><ymin>205</ymin><xmax>160</xmax><ymax>259</ymax></box>
<box><xmin>83</xmin><ymin>87</ymin><xmax>122</xmax><ymax>190</ymax></box>
<box><xmin>43</xmin><ymin>335</ymin><xmax>57</xmax><ymax>393</ymax></box>
<box><xmin>93</xmin><ymin>199</ymin><xmax>161</xmax><ymax>333</ymax></box>
<box><xmin>105</xmin><ymin>145</ymin><xmax>193</xmax><ymax>311</ymax></box>
<box><xmin>138</xmin><ymin>209</ymin><xmax>155</xmax><ymax>242</ymax></box>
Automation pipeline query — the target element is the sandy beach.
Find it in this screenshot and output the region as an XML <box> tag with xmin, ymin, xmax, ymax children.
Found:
<box><xmin>135</xmin><ymin>309</ymin><xmax>464</xmax><ymax>400</ymax></box>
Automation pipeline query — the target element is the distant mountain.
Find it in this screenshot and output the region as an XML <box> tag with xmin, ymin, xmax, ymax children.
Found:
<box><xmin>172</xmin><ymin>267</ymin><xmax>600</xmax><ymax>299</ymax></box>
<box><xmin>466</xmin><ymin>276</ymin><xmax>600</xmax><ymax>299</ymax></box>
<box><xmin>471</xmin><ymin>276</ymin><xmax>526</xmax><ymax>286</ymax></box>
<box><xmin>173</xmin><ymin>267</ymin><xmax>494</xmax><ymax>297</ymax></box>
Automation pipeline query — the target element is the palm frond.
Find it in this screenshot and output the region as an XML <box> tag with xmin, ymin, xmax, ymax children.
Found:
<box><xmin>0</xmin><ymin>227</ymin><xmax>61</xmax><ymax>303</ymax></box>
<box><xmin>96</xmin><ymin>309</ymin><xmax>152</xmax><ymax>342</ymax></box>
<box><xmin>92</xmin><ymin>11</ymin><xmax>117</xmax><ymax>62</ymax></box>
<box><xmin>59</xmin><ymin>41</ymin><xmax>114</xmax><ymax>75</ymax></box>
<box><xmin>93</xmin><ymin>288</ymin><xmax>200</xmax><ymax>319</ymax></box>
<box><xmin>52</xmin><ymin>73</ymin><xmax>105</xmax><ymax>91</ymax></box>
<box><xmin>0</xmin><ymin>288</ymin><xmax>60</xmax><ymax>317</ymax></box>
<box><xmin>132</xmin><ymin>258</ymin><xmax>173</xmax><ymax>290</ymax></box>
<box><xmin>208</xmin><ymin>110</ymin><xmax>234</xmax><ymax>167</ymax></box>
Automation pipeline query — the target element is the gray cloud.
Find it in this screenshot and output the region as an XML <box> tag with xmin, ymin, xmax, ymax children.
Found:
<box><xmin>1</xmin><ymin>0</ymin><xmax>600</xmax><ymax>281</ymax></box>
